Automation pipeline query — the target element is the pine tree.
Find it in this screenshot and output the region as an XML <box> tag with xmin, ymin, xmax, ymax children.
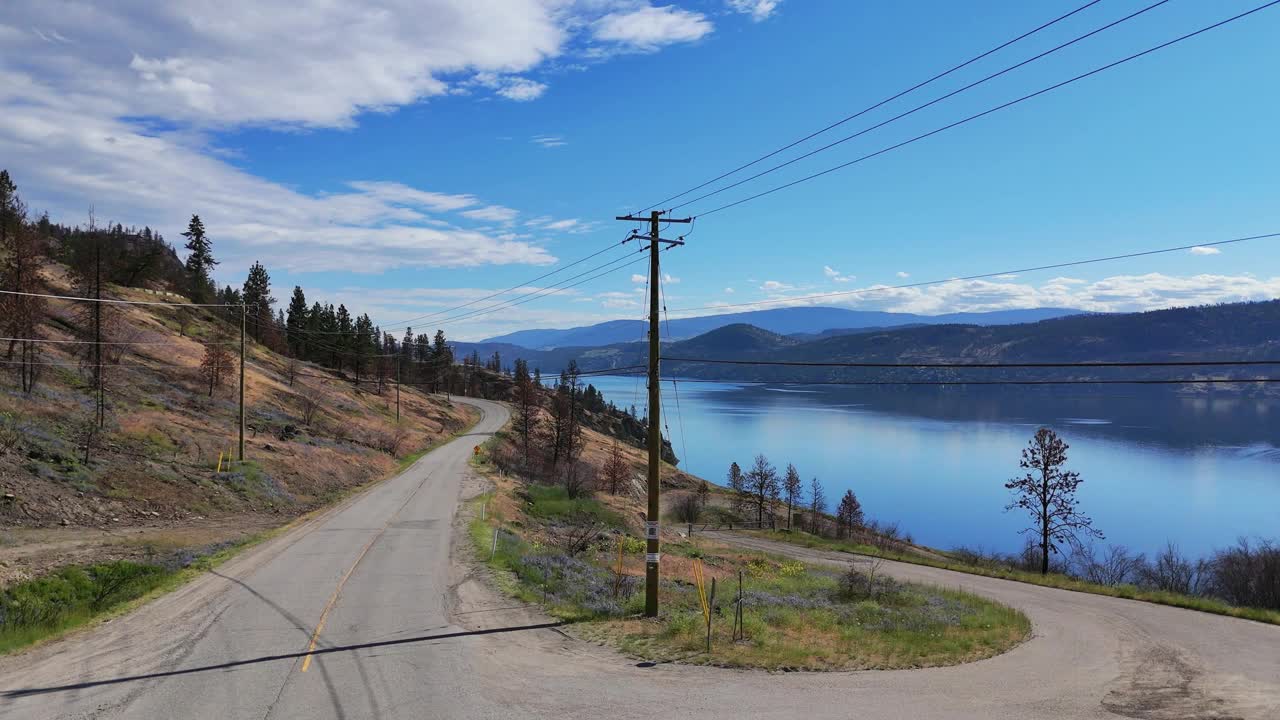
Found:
<box><xmin>836</xmin><ymin>490</ymin><xmax>863</xmax><ymax>539</ymax></box>
<box><xmin>336</xmin><ymin>304</ymin><xmax>353</xmax><ymax>372</ymax></box>
<box><xmin>783</xmin><ymin>463</ymin><xmax>803</xmax><ymax>530</ymax></box>
<box><xmin>181</xmin><ymin>215</ymin><xmax>217</xmax><ymax>303</ymax></box>
<box><xmin>727</xmin><ymin>461</ymin><xmax>747</xmax><ymax>518</ymax></box>
<box><xmin>286</xmin><ymin>286</ymin><xmax>309</xmax><ymax>357</ymax></box>
<box><xmin>241</xmin><ymin>261</ymin><xmax>273</xmax><ymax>342</ymax></box>
<box><xmin>808</xmin><ymin>477</ymin><xmax>827</xmax><ymax>535</ymax></box>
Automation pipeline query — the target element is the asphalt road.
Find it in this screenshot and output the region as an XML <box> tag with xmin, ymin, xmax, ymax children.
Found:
<box><xmin>1</xmin><ymin>397</ymin><xmax>1277</xmax><ymax>719</ymax></box>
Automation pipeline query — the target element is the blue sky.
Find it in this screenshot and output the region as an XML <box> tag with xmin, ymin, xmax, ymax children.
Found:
<box><xmin>3</xmin><ymin>0</ymin><xmax>1279</xmax><ymax>340</ymax></box>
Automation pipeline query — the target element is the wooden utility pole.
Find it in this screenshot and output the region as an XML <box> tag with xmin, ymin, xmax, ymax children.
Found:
<box><xmin>239</xmin><ymin>304</ymin><xmax>246</xmax><ymax>461</ymax></box>
<box><xmin>615</xmin><ymin>209</ymin><xmax>690</xmax><ymax>617</ymax></box>
<box><xmin>396</xmin><ymin>361</ymin><xmax>401</xmax><ymax>422</ymax></box>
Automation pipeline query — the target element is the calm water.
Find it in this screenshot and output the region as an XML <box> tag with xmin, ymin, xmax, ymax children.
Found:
<box><xmin>588</xmin><ymin>375</ymin><xmax>1280</xmax><ymax>557</ymax></box>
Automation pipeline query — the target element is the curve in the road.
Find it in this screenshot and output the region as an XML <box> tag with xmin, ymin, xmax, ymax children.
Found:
<box><xmin>0</xmin><ymin>398</ymin><xmax>1276</xmax><ymax>720</ymax></box>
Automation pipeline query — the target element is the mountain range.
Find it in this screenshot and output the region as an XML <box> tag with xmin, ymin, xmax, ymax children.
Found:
<box><xmin>456</xmin><ymin>301</ymin><xmax>1280</xmax><ymax>391</ymax></box>
<box><xmin>480</xmin><ymin>306</ymin><xmax>1085</xmax><ymax>349</ymax></box>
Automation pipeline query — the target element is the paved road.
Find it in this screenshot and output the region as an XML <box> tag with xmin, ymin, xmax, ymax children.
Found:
<box><xmin>1</xmin><ymin>397</ymin><xmax>1277</xmax><ymax>719</ymax></box>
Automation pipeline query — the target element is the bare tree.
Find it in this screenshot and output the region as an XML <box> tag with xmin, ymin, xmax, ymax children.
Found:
<box><xmin>1138</xmin><ymin>542</ymin><xmax>1203</xmax><ymax>595</ymax></box>
<box><xmin>299</xmin><ymin>392</ymin><xmax>320</xmax><ymax>427</ymax></box>
<box><xmin>601</xmin><ymin>439</ymin><xmax>629</xmax><ymax>495</ymax></box>
<box><xmin>199</xmin><ymin>332</ymin><xmax>233</xmax><ymax>397</ymax></box>
<box><xmin>513</xmin><ymin>370</ymin><xmax>539</xmax><ymax>464</ymax></box>
<box><xmin>0</xmin><ymin>171</ymin><xmax>46</xmax><ymax>394</ymax></box>
<box><xmin>745</xmin><ymin>454</ymin><xmax>779</xmax><ymax>526</ymax></box>
<box><xmin>673</xmin><ymin>493</ymin><xmax>701</xmax><ymax>524</ymax></box>
<box><xmin>1005</xmin><ymin>427</ymin><xmax>1103</xmax><ymax>575</ymax></box>
<box><xmin>1073</xmin><ymin>543</ymin><xmax>1144</xmax><ymax>586</ymax></box>
<box><xmin>782</xmin><ymin>463</ymin><xmax>802</xmax><ymax>530</ymax></box>
<box><xmin>285</xmin><ymin>354</ymin><xmax>299</xmax><ymax>387</ymax></box>
<box><xmin>695</xmin><ymin>478</ymin><xmax>710</xmax><ymax>511</ymax></box>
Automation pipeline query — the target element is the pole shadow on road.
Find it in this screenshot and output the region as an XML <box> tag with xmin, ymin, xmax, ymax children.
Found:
<box><xmin>1</xmin><ymin>621</ymin><xmax>564</xmax><ymax>699</ymax></box>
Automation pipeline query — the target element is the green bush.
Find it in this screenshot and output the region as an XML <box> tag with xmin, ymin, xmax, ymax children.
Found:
<box><xmin>524</xmin><ymin>484</ymin><xmax>624</xmax><ymax>528</ymax></box>
<box><xmin>0</xmin><ymin>561</ymin><xmax>171</xmax><ymax>652</ymax></box>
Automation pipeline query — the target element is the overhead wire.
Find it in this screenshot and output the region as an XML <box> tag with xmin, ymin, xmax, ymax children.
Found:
<box><xmin>669</xmin><ymin>0</ymin><xmax>1172</xmax><ymax>213</ymax></box>
<box><xmin>639</xmin><ymin>0</ymin><xmax>1106</xmax><ymax>211</ymax></box>
<box><xmin>690</xmin><ymin>0</ymin><xmax>1280</xmax><ymax>218</ymax></box>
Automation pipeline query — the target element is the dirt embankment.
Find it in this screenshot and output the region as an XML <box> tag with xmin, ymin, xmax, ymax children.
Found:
<box><xmin>0</xmin><ymin>266</ymin><xmax>477</xmax><ymax>587</ymax></box>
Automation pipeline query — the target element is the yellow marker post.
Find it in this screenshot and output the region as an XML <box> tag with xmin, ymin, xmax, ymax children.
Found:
<box><xmin>216</xmin><ymin>451</ymin><xmax>224</xmax><ymax>473</ymax></box>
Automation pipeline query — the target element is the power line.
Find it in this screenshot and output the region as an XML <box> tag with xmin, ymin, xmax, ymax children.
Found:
<box><xmin>432</xmin><ymin>250</ymin><xmax>651</xmax><ymax>329</ymax></box>
<box><xmin>658</xmin><ymin>267</ymin><xmax>690</xmax><ymax>472</ymax></box>
<box><xmin>668</xmin><ymin>231</ymin><xmax>1280</xmax><ymax>314</ymax></box>
<box><xmin>602</xmin><ymin>372</ymin><xmax>1280</xmax><ymax>387</ymax></box>
<box><xmin>662</xmin><ymin>357</ymin><xmax>1280</xmax><ymax>369</ymax></box>
<box><xmin>349</xmin><ymin>234</ymin><xmax>637</xmax><ymax>330</ymax></box>
<box><xmin>0</xmin><ymin>288</ymin><xmax>242</xmax><ymax>308</ymax></box>
<box><xmin>640</xmin><ymin>0</ymin><xmax>1106</xmax><ymax>212</ymax></box>
<box><xmin>670</xmin><ymin>0</ymin><xmax>1172</xmax><ymax>213</ymax></box>
<box><xmin>692</xmin><ymin>0</ymin><xmax>1280</xmax><ymax>218</ymax></box>
<box><xmin>265</xmin><ymin>234</ymin><xmax>639</xmax><ymax>338</ymax></box>
<box><xmin>0</xmin><ymin>336</ymin><xmax>236</xmax><ymax>346</ymax></box>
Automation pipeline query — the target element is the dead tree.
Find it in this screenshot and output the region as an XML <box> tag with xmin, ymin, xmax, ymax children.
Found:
<box><xmin>1005</xmin><ymin>427</ymin><xmax>1103</xmax><ymax>575</ymax></box>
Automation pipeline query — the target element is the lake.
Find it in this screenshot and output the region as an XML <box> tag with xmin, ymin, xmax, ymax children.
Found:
<box><xmin>587</xmin><ymin>375</ymin><xmax>1280</xmax><ymax>558</ymax></box>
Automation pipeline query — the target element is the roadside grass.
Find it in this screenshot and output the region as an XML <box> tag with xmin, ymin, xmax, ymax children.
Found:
<box><xmin>469</xmin><ymin>478</ymin><xmax>1029</xmax><ymax>670</ymax></box>
<box><xmin>522</xmin><ymin>484</ymin><xmax>626</xmax><ymax>529</ymax></box>
<box><xmin>590</xmin><ymin>558</ymin><xmax>1028</xmax><ymax>671</ymax></box>
<box><xmin>0</xmin><ymin>536</ymin><xmax>257</xmax><ymax>655</ymax></box>
<box><xmin>757</xmin><ymin>529</ymin><xmax>1280</xmax><ymax>627</ymax></box>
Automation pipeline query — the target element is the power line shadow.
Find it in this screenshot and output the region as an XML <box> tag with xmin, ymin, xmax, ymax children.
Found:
<box><xmin>1</xmin><ymin>621</ymin><xmax>564</xmax><ymax>699</ymax></box>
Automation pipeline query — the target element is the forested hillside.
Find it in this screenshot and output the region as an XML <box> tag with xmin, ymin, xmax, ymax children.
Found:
<box><xmin>459</xmin><ymin>302</ymin><xmax>1280</xmax><ymax>392</ymax></box>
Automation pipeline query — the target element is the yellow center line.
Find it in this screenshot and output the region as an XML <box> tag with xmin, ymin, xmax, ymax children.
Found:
<box><xmin>299</xmin><ymin>527</ymin><xmax>384</xmax><ymax>672</ymax></box>
<box><xmin>296</xmin><ymin>440</ymin><xmax>458</xmax><ymax>673</ymax></box>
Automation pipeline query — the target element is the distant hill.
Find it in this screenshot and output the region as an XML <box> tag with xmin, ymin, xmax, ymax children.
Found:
<box><xmin>457</xmin><ymin>301</ymin><xmax>1280</xmax><ymax>392</ymax></box>
<box><xmin>481</xmin><ymin>306</ymin><xmax>1085</xmax><ymax>349</ymax></box>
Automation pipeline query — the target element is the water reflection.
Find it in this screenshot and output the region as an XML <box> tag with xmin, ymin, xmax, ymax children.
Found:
<box><xmin>589</xmin><ymin>377</ymin><xmax>1280</xmax><ymax>556</ymax></box>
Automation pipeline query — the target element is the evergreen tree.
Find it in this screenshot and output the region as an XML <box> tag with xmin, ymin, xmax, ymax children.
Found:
<box><xmin>836</xmin><ymin>490</ymin><xmax>863</xmax><ymax>539</ymax></box>
<box><xmin>286</xmin><ymin>286</ymin><xmax>309</xmax><ymax>357</ymax></box>
<box><xmin>808</xmin><ymin>477</ymin><xmax>827</xmax><ymax>535</ymax></box>
<box><xmin>181</xmin><ymin>215</ymin><xmax>217</xmax><ymax>302</ymax></box>
<box><xmin>727</xmin><ymin>461</ymin><xmax>747</xmax><ymax>517</ymax></box>
<box><xmin>336</xmin><ymin>304</ymin><xmax>353</xmax><ymax>372</ymax></box>
<box><xmin>783</xmin><ymin>463</ymin><xmax>803</xmax><ymax>530</ymax></box>
<box><xmin>241</xmin><ymin>261</ymin><xmax>274</xmax><ymax>342</ymax></box>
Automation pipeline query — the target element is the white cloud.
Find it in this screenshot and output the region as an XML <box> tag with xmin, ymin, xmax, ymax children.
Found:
<box><xmin>896</xmin><ymin>271</ymin><xmax>910</xmax><ymax>278</ymax></box>
<box><xmin>592</xmin><ymin>4</ymin><xmax>713</xmax><ymax>52</ymax></box>
<box><xmin>631</xmin><ymin>274</ymin><xmax>647</xmax><ymax>283</ymax></box>
<box><xmin>724</xmin><ymin>287</ymin><xmax>735</xmax><ymax>294</ymax></box>
<box><xmin>823</xmin><ymin>265</ymin><xmax>854</xmax><ymax>283</ymax></box>
<box><xmin>460</xmin><ymin>205</ymin><xmax>519</xmax><ymax>223</ymax></box>
<box><xmin>4</xmin><ymin>1</ymin><xmax>568</xmax><ymax>129</ymax></box>
<box><xmin>531</xmin><ymin>135</ymin><xmax>567</xmax><ymax>148</ymax></box>
<box><xmin>471</xmin><ymin>73</ymin><xmax>548</xmax><ymax>102</ymax></box>
<box><xmin>662</xmin><ymin>273</ymin><xmax>680</xmax><ymax>284</ymax></box>
<box><xmin>761</xmin><ymin>280</ymin><xmax>793</xmax><ymax>292</ymax></box>
<box><xmin>0</xmin><ymin>1</ymin><xmax>739</xmax><ymax>276</ymax></box>
<box><xmin>1189</xmin><ymin>246</ymin><xmax>1222</xmax><ymax>256</ymax></box>
<box><xmin>726</xmin><ymin>0</ymin><xmax>781</xmax><ymax>22</ymax></box>
<box><xmin>712</xmin><ymin>273</ymin><xmax>1280</xmax><ymax>316</ymax></box>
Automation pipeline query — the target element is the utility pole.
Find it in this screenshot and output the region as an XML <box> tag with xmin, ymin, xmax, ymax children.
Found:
<box><xmin>616</xmin><ymin>209</ymin><xmax>690</xmax><ymax>617</ymax></box>
<box><xmin>239</xmin><ymin>304</ymin><xmax>246</xmax><ymax>461</ymax></box>
<box><xmin>396</xmin><ymin>361</ymin><xmax>401</xmax><ymax>422</ymax></box>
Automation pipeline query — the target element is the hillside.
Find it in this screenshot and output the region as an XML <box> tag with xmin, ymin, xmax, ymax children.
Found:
<box><xmin>481</xmin><ymin>306</ymin><xmax>1085</xmax><ymax>349</ymax></box>
<box><xmin>459</xmin><ymin>300</ymin><xmax>1280</xmax><ymax>392</ymax></box>
<box><xmin>0</xmin><ymin>264</ymin><xmax>485</xmax><ymax>589</ymax></box>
